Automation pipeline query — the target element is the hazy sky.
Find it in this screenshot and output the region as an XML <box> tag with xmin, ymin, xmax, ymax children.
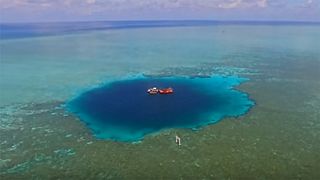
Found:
<box><xmin>0</xmin><ymin>0</ymin><xmax>319</xmax><ymax>22</ymax></box>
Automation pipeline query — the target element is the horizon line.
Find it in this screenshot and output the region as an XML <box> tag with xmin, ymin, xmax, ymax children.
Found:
<box><xmin>1</xmin><ymin>19</ymin><xmax>320</xmax><ymax>25</ymax></box>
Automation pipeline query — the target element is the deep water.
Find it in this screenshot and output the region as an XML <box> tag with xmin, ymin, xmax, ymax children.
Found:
<box><xmin>67</xmin><ymin>76</ymin><xmax>254</xmax><ymax>142</ymax></box>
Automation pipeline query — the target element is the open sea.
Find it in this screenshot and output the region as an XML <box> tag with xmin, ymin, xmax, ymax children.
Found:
<box><xmin>0</xmin><ymin>21</ymin><xmax>320</xmax><ymax>179</ymax></box>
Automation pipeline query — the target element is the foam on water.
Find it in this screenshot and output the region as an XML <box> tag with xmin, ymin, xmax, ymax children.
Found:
<box><xmin>67</xmin><ymin>75</ymin><xmax>254</xmax><ymax>142</ymax></box>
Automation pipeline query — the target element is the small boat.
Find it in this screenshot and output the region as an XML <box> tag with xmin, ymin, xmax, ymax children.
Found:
<box><xmin>147</xmin><ymin>87</ymin><xmax>174</xmax><ymax>95</ymax></box>
<box><xmin>159</xmin><ymin>88</ymin><xmax>173</xmax><ymax>94</ymax></box>
<box><xmin>147</xmin><ymin>87</ymin><xmax>158</xmax><ymax>95</ymax></box>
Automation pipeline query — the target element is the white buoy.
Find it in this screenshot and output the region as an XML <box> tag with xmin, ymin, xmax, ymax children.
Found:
<box><xmin>175</xmin><ymin>135</ymin><xmax>181</xmax><ymax>146</ymax></box>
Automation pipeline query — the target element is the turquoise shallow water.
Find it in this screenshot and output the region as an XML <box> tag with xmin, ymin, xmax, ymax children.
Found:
<box><xmin>0</xmin><ymin>22</ymin><xmax>319</xmax><ymax>107</ymax></box>
<box><xmin>1</xmin><ymin>22</ymin><xmax>320</xmax><ymax>178</ymax></box>
<box><xmin>67</xmin><ymin>75</ymin><xmax>254</xmax><ymax>142</ymax></box>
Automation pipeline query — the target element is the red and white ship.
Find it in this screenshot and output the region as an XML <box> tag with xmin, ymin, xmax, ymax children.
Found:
<box><xmin>147</xmin><ymin>87</ymin><xmax>173</xmax><ymax>95</ymax></box>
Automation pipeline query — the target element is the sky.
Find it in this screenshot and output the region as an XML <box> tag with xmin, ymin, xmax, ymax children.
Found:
<box><xmin>0</xmin><ymin>0</ymin><xmax>319</xmax><ymax>23</ymax></box>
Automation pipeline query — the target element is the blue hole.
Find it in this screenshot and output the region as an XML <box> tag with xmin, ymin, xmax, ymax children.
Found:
<box><xmin>67</xmin><ymin>76</ymin><xmax>254</xmax><ymax>142</ymax></box>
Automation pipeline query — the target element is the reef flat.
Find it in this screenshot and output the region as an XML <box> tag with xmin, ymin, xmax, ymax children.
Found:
<box><xmin>1</xmin><ymin>23</ymin><xmax>319</xmax><ymax>179</ymax></box>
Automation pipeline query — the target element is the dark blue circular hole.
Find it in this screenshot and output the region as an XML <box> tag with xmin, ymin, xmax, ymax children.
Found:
<box><xmin>67</xmin><ymin>76</ymin><xmax>254</xmax><ymax>142</ymax></box>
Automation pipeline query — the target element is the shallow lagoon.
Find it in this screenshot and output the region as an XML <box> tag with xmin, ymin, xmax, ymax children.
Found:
<box><xmin>68</xmin><ymin>75</ymin><xmax>254</xmax><ymax>141</ymax></box>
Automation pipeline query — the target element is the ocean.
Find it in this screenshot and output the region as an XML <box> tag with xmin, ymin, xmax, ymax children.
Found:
<box><xmin>0</xmin><ymin>21</ymin><xmax>319</xmax><ymax>179</ymax></box>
